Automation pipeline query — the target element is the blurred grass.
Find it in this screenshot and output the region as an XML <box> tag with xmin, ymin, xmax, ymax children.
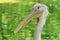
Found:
<box><xmin>0</xmin><ymin>0</ymin><xmax>19</xmax><ymax>3</ymax></box>
<box><xmin>0</xmin><ymin>0</ymin><xmax>60</xmax><ymax>40</ymax></box>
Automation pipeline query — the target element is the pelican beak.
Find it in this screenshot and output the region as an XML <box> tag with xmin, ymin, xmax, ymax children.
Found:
<box><xmin>13</xmin><ymin>10</ymin><xmax>39</xmax><ymax>35</ymax></box>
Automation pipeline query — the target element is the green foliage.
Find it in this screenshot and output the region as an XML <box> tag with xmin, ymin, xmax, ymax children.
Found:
<box><xmin>0</xmin><ymin>0</ymin><xmax>60</xmax><ymax>40</ymax></box>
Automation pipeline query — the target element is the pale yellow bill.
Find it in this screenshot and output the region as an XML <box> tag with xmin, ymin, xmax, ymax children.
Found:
<box><xmin>13</xmin><ymin>11</ymin><xmax>41</xmax><ymax>35</ymax></box>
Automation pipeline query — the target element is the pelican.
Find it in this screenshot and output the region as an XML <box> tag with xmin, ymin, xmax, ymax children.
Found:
<box><xmin>13</xmin><ymin>3</ymin><xmax>49</xmax><ymax>40</ymax></box>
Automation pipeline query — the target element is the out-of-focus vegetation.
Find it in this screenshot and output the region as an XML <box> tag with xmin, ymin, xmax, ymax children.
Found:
<box><xmin>0</xmin><ymin>0</ymin><xmax>60</xmax><ymax>40</ymax></box>
<box><xmin>0</xmin><ymin>0</ymin><xmax>19</xmax><ymax>3</ymax></box>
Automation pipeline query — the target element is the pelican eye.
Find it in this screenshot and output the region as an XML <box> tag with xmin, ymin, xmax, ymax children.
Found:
<box><xmin>37</xmin><ymin>7</ymin><xmax>40</xmax><ymax>9</ymax></box>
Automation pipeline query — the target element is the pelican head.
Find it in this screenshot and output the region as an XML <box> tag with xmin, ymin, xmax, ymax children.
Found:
<box><xmin>13</xmin><ymin>3</ymin><xmax>49</xmax><ymax>40</ymax></box>
<box><xmin>33</xmin><ymin>3</ymin><xmax>48</xmax><ymax>13</ymax></box>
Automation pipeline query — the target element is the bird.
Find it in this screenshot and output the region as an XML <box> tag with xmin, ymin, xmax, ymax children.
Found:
<box><xmin>13</xmin><ymin>3</ymin><xmax>49</xmax><ymax>40</ymax></box>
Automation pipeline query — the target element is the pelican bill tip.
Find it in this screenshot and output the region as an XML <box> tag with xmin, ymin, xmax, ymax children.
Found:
<box><xmin>13</xmin><ymin>32</ymin><xmax>16</xmax><ymax>35</ymax></box>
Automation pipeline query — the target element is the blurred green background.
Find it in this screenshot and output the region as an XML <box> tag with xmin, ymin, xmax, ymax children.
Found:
<box><xmin>0</xmin><ymin>0</ymin><xmax>60</xmax><ymax>40</ymax></box>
